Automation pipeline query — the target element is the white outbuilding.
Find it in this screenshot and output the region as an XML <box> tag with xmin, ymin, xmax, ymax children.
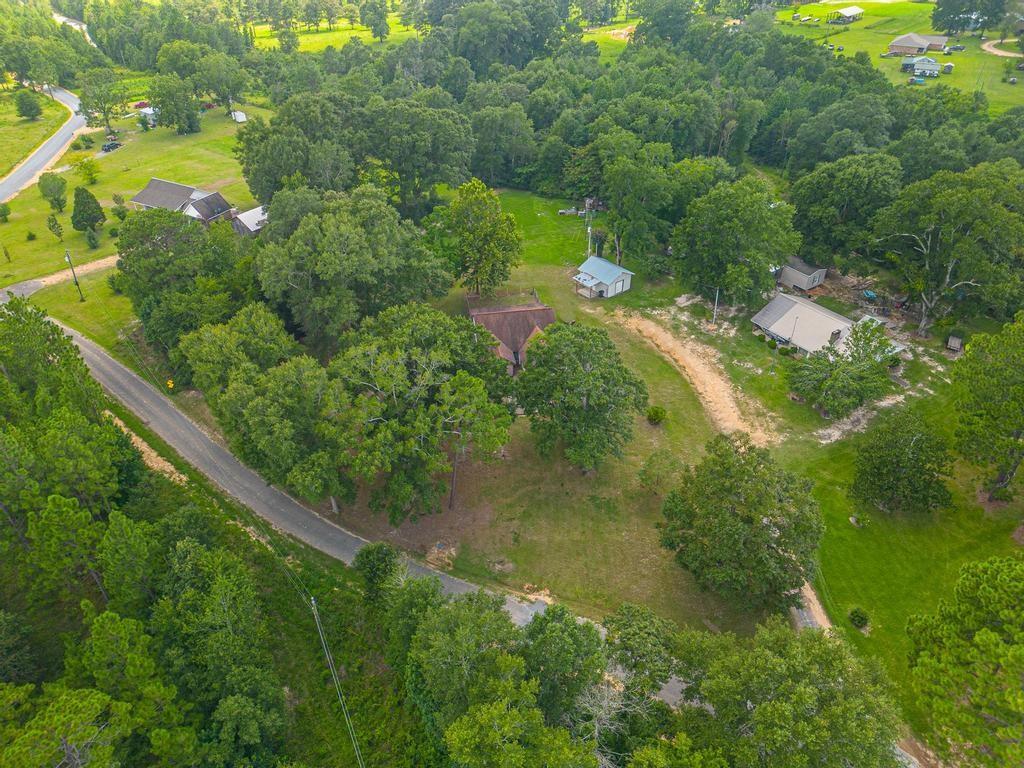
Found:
<box><xmin>572</xmin><ymin>255</ymin><xmax>634</xmax><ymax>299</ymax></box>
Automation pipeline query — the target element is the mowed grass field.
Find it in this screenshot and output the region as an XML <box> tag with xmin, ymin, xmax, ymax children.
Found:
<box><xmin>0</xmin><ymin>107</ymin><xmax>261</xmax><ymax>287</ymax></box>
<box><xmin>253</xmin><ymin>13</ymin><xmax>419</xmax><ymax>52</ymax></box>
<box><xmin>775</xmin><ymin>1</ymin><xmax>1023</xmax><ymax>112</ymax></box>
<box><xmin>0</xmin><ymin>87</ymin><xmax>69</xmax><ymax>178</ymax></box>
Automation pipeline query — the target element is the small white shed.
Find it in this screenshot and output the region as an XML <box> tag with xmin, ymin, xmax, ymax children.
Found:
<box><xmin>778</xmin><ymin>257</ymin><xmax>827</xmax><ymax>291</ymax></box>
<box><xmin>230</xmin><ymin>110</ymin><xmax>248</xmax><ymax>123</ymax></box>
<box><xmin>573</xmin><ymin>255</ymin><xmax>634</xmax><ymax>299</ymax></box>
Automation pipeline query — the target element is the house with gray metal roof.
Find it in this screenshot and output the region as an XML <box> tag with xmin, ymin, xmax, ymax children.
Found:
<box><xmin>751</xmin><ymin>293</ymin><xmax>854</xmax><ymax>354</ymax></box>
<box><xmin>130</xmin><ymin>178</ymin><xmax>233</xmax><ymax>225</ymax></box>
<box><xmin>573</xmin><ymin>255</ymin><xmax>634</xmax><ymax>299</ymax></box>
<box><xmin>778</xmin><ymin>257</ymin><xmax>827</xmax><ymax>292</ymax></box>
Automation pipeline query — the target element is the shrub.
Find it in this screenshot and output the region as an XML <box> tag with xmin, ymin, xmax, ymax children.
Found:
<box><xmin>778</xmin><ymin>346</ymin><xmax>793</xmax><ymax>356</ymax></box>
<box><xmin>0</xmin><ymin>203</ymin><xmax>9</xmax><ymax>223</ymax></box>
<box><xmin>107</xmin><ymin>226</ymin><xmax>119</xmax><ymax>238</ymax></box>
<box><xmin>85</xmin><ymin>229</ymin><xmax>100</xmax><ymax>249</ymax></box>
<box><xmin>70</xmin><ymin>138</ymin><xmax>83</xmax><ymax>150</ymax></box>
<box><xmin>25</xmin><ymin>230</ymin><xmax>36</xmax><ymax>241</ymax></box>
<box><xmin>767</xmin><ymin>338</ymin><xmax>778</xmax><ymax>349</ymax></box>
<box><xmin>646</xmin><ymin>405</ymin><xmax>667</xmax><ymax>425</ymax></box>
<box><xmin>849</xmin><ymin>607</ymin><xmax>869</xmax><ymax>629</ymax></box>
<box><xmin>80</xmin><ymin>133</ymin><xmax>95</xmax><ymax>148</ymax></box>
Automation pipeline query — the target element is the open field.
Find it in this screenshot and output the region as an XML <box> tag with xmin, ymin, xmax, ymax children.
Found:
<box><xmin>253</xmin><ymin>13</ymin><xmax>419</xmax><ymax>52</ymax></box>
<box><xmin>0</xmin><ymin>107</ymin><xmax>260</xmax><ymax>286</ymax></box>
<box><xmin>0</xmin><ymin>88</ymin><xmax>69</xmax><ymax>178</ymax></box>
<box><xmin>583</xmin><ymin>18</ymin><xmax>635</xmax><ymax>62</ymax></box>
<box><xmin>775</xmin><ymin>1</ymin><xmax>1023</xmax><ymax>113</ymax></box>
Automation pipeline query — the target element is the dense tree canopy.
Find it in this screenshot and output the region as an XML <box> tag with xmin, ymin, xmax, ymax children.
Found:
<box><xmin>517</xmin><ymin>323</ymin><xmax>648</xmax><ymax>470</ymax></box>
<box><xmin>661</xmin><ymin>434</ymin><xmax>823</xmax><ymax>608</ymax></box>
<box><xmin>908</xmin><ymin>555</ymin><xmax>1024</xmax><ymax>767</ymax></box>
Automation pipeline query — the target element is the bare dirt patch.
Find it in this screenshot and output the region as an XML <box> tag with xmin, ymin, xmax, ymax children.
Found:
<box><xmin>616</xmin><ymin>311</ymin><xmax>778</xmax><ymax>446</ymax></box>
<box><xmin>814</xmin><ymin>393</ymin><xmax>906</xmax><ymax>444</ymax></box>
<box><xmin>607</xmin><ymin>24</ymin><xmax>635</xmax><ymax>40</ymax></box>
<box><xmin>981</xmin><ymin>38</ymin><xmax>1022</xmax><ymax>57</ymax></box>
<box><xmin>105</xmin><ymin>412</ymin><xmax>188</xmax><ymax>484</ymax></box>
<box><xmin>38</xmin><ymin>254</ymin><xmax>118</xmax><ymax>287</ymax></box>
<box><xmin>800</xmin><ymin>582</ymin><xmax>833</xmax><ymax>630</ymax></box>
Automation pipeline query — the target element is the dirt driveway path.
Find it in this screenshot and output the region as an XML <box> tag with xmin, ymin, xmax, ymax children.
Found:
<box><xmin>981</xmin><ymin>38</ymin><xmax>1022</xmax><ymax>57</ymax></box>
<box><xmin>617</xmin><ymin>311</ymin><xmax>777</xmax><ymax>446</ymax></box>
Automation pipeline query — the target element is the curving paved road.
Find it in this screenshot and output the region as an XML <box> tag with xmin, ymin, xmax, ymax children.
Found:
<box><xmin>0</xmin><ymin>85</ymin><xmax>85</xmax><ymax>204</ymax></box>
<box><xmin>0</xmin><ymin>277</ymin><xmax>548</xmax><ymax>626</ymax></box>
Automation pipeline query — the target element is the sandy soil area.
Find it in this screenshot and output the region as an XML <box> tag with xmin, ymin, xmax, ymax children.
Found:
<box><xmin>617</xmin><ymin>311</ymin><xmax>777</xmax><ymax>446</ymax></box>
<box><xmin>38</xmin><ymin>254</ymin><xmax>118</xmax><ymax>287</ymax></box>
<box><xmin>105</xmin><ymin>412</ymin><xmax>187</xmax><ymax>484</ymax></box>
<box><xmin>981</xmin><ymin>38</ymin><xmax>1022</xmax><ymax>57</ymax></box>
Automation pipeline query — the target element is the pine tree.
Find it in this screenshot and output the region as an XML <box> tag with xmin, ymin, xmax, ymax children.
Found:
<box><xmin>71</xmin><ymin>186</ymin><xmax>106</xmax><ymax>232</ymax></box>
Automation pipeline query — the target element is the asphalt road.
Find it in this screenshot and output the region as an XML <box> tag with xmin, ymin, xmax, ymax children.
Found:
<box><xmin>0</xmin><ymin>85</ymin><xmax>85</xmax><ymax>204</ymax></box>
<box><xmin>57</xmin><ymin>322</ymin><xmax>550</xmax><ymax>625</ymax></box>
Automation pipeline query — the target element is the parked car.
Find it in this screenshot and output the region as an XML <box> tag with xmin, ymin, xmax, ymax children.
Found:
<box><xmin>837</xmin><ymin>45</ymin><xmax>844</xmax><ymax>51</ymax></box>
<box><xmin>949</xmin><ymin>44</ymin><xmax>966</xmax><ymax>51</ymax></box>
<box><xmin>101</xmin><ymin>141</ymin><xmax>121</xmax><ymax>153</ymax></box>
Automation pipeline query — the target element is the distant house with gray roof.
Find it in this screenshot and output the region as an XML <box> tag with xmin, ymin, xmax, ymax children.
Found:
<box><xmin>573</xmin><ymin>255</ymin><xmax>634</xmax><ymax>299</ymax></box>
<box><xmin>130</xmin><ymin>178</ymin><xmax>233</xmax><ymax>225</ymax></box>
<box><xmin>888</xmin><ymin>33</ymin><xmax>948</xmax><ymax>55</ymax></box>
<box><xmin>778</xmin><ymin>257</ymin><xmax>827</xmax><ymax>292</ymax></box>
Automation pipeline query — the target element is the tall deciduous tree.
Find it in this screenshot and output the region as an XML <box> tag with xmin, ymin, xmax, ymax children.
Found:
<box><xmin>521</xmin><ymin>604</ymin><xmax>606</xmax><ymax>724</ymax></box>
<box><xmin>516</xmin><ymin>323</ymin><xmax>648</xmax><ymax>471</ymax></box>
<box><xmin>14</xmin><ymin>89</ymin><xmax>40</xmax><ymax>120</ymax></box>
<box><xmin>37</xmin><ymin>172</ymin><xmax>66</xmax><ymax>213</ymax></box>
<box><xmin>429</xmin><ymin>178</ymin><xmax>522</xmax><ymax>296</ymax></box>
<box><xmin>787</xmin><ymin>320</ymin><xmax>896</xmax><ymax>419</ymax></box>
<box><xmin>908</xmin><ymin>555</ymin><xmax>1024</xmax><ymax>767</ymax></box>
<box><xmin>255</xmin><ymin>184</ymin><xmax>452</xmax><ymax>356</ymax></box>
<box><xmin>952</xmin><ymin>313</ymin><xmax>1024</xmax><ymax>498</ymax></box>
<box><xmin>790</xmin><ymin>154</ymin><xmax>903</xmax><ymax>266</ymax></box>
<box><xmin>851</xmin><ymin>409</ymin><xmax>952</xmax><ymax>514</ymax></box>
<box><xmin>872</xmin><ymin>160</ymin><xmax>1024</xmax><ymax>333</ymax></box>
<box><xmin>149</xmin><ymin>74</ymin><xmax>201</xmax><ymax>135</ymax></box>
<box><xmin>672</xmin><ymin>177</ymin><xmax>801</xmax><ymax>307</ymax></box>
<box><xmin>680</xmin><ymin>618</ymin><xmax>901</xmax><ymax>768</ymax></box>
<box><xmin>78</xmin><ymin>68</ymin><xmax>128</xmax><ymax>135</ymax></box>
<box><xmin>661</xmin><ymin>434</ymin><xmax>823</xmax><ymax>608</ymax></box>
<box><xmin>324</xmin><ymin>303</ymin><xmax>509</xmax><ymax>521</ymax></box>
<box><xmin>195</xmin><ymin>53</ymin><xmax>248</xmax><ymax>114</ymax></box>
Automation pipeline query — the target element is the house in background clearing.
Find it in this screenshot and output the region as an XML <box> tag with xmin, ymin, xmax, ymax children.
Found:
<box><xmin>777</xmin><ymin>257</ymin><xmax>827</xmax><ymax>292</ymax></box>
<box><xmin>888</xmin><ymin>33</ymin><xmax>948</xmax><ymax>55</ymax></box>
<box><xmin>573</xmin><ymin>255</ymin><xmax>634</xmax><ymax>299</ymax></box>
<box><xmin>468</xmin><ymin>297</ymin><xmax>556</xmax><ymax>374</ymax></box>
<box><xmin>232</xmin><ymin>205</ymin><xmax>268</xmax><ymax>236</ymax></box>
<box><xmin>130</xmin><ymin>178</ymin><xmax>233</xmax><ymax>225</ymax></box>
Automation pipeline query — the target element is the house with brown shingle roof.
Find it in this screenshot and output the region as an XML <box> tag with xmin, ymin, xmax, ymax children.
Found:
<box><xmin>468</xmin><ymin>297</ymin><xmax>556</xmax><ymax>375</ymax></box>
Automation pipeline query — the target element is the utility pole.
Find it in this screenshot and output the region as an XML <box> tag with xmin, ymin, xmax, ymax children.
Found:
<box><xmin>310</xmin><ymin>596</ymin><xmax>366</xmax><ymax>768</ymax></box>
<box><xmin>65</xmin><ymin>249</ymin><xmax>84</xmax><ymax>302</ymax></box>
<box><xmin>712</xmin><ymin>287</ymin><xmax>720</xmax><ymax>327</ymax></box>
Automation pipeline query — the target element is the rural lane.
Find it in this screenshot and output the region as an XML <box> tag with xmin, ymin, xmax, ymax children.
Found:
<box><xmin>0</xmin><ymin>85</ymin><xmax>86</xmax><ymax>204</ymax></box>
<box><xmin>1</xmin><ymin>277</ymin><xmax>549</xmax><ymax>626</ymax></box>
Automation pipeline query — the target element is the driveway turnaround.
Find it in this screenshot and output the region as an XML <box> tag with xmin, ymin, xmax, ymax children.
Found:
<box><xmin>0</xmin><ymin>85</ymin><xmax>86</xmax><ymax>203</ymax></box>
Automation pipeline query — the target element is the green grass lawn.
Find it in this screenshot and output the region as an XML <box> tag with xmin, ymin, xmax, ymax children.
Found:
<box><xmin>775</xmin><ymin>1</ymin><xmax>1023</xmax><ymax>113</ymax></box>
<box><xmin>582</xmin><ymin>18</ymin><xmax>635</xmax><ymax>62</ymax></box>
<box><xmin>253</xmin><ymin>13</ymin><xmax>419</xmax><ymax>52</ymax></box>
<box><xmin>0</xmin><ymin>108</ymin><xmax>261</xmax><ymax>288</ymax></box>
<box><xmin>0</xmin><ymin>87</ymin><xmax>69</xmax><ymax>178</ymax></box>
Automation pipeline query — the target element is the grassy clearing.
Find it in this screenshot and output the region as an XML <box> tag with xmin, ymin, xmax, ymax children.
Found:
<box><xmin>582</xmin><ymin>18</ymin><xmax>635</xmax><ymax>62</ymax></box>
<box><xmin>253</xmin><ymin>13</ymin><xmax>419</xmax><ymax>52</ymax></box>
<box><xmin>0</xmin><ymin>108</ymin><xmax>261</xmax><ymax>287</ymax></box>
<box><xmin>775</xmin><ymin>1</ymin><xmax>1022</xmax><ymax>113</ymax></box>
<box><xmin>0</xmin><ymin>87</ymin><xmax>69</xmax><ymax>178</ymax></box>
